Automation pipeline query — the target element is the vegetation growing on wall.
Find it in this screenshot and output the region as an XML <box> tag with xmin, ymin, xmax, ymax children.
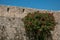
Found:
<box><xmin>22</xmin><ymin>11</ymin><xmax>56</xmax><ymax>40</ymax></box>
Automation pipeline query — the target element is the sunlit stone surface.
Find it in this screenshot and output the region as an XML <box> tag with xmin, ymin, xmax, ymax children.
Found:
<box><xmin>0</xmin><ymin>16</ymin><xmax>27</xmax><ymax>40</ymax></box>
<box><xmin>0</xmin><ymin>5</ymin><xmax>60</xmax><ymax>40</ymax></box>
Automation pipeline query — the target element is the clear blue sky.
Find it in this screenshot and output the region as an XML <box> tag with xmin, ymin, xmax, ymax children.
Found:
<box><xmin>0</xmin><ymin>0</ymin><xmax>60</xmax><ymax>10</ymax></box>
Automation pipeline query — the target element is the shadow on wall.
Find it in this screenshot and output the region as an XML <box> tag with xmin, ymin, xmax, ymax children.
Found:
<box><xmin>26</xmin><ymin>30</ymin><xmax>53</xmax><ymax>40</ymax></box>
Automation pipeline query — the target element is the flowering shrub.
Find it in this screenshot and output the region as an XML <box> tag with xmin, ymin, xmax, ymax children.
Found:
<box><xmin>22</xmin><ymin>12</ymin><xmax>56</xmax><ymax>40</ymax></box>
<box><xmin>23</xmin><ymin>12</ymin><xmax>56</xmax><ymax>31</ymax></box>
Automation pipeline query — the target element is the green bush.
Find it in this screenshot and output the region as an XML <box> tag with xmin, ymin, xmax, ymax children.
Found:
<box><xmin>22</xmin><ymin>12</ymin><xmax>56</xmax><ymax>40</ymax></box>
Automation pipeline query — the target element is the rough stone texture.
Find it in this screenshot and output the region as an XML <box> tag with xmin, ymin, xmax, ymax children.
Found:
<box><xmin>52</xmin><ymin>13</ymin><xmax>60</xmax><ymax>40</ymax></box>
<box><xmin>0</xmin><ymin>16</ymin><xmax>27</xmax><ymax>40</ymax></box>
<box><xmin>0</xmin><ymin>5</ymin><xmax>60</xmax><ymax>40</ymax></box>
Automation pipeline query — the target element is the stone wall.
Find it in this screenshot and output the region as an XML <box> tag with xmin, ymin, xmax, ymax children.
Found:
<box><xmin>0</xmin><ymin>5</ymin><xmax>60</xmax><ymax>40</ymax></box>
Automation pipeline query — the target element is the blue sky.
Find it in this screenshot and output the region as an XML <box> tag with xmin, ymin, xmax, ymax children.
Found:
<box><xmin>0</xmin><ymin>0</ymin><xmax>60</xmax><ymax>10</ymax></box>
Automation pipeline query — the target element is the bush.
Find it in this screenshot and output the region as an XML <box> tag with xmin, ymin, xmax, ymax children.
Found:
<box><xmin>22</xmin><ymin>12</ymin><xmax>56</xmax><ymax>40</ymax></box>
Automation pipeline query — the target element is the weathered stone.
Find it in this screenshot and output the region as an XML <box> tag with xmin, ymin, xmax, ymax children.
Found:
<box><xmin>0</xmin><ymin>5</ymin><xmax>60</xmax><ymax>40</ymax></box>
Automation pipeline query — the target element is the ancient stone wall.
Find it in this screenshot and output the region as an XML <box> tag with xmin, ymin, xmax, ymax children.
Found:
<box><xmin>0</xmin><ymin>5</ymin><xmax>60</xmax><ymax>40</ymax></box>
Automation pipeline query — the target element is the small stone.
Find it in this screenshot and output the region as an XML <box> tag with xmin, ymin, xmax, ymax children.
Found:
<box><xmin>16</xmin><ymin>36</ymin><xmax>19</xmax><ymax>38</ymax></box>
<box><xmin>7</xmin><ymin>37</ymin><xmax>10</xmax><ymax>39</ymax></box>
